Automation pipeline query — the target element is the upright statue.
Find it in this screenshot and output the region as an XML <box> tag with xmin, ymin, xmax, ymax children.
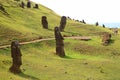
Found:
<box><xmin>41</xmin><ymin>16</ymin><xmax>48</xmax><ymax>29</ymax></box>
<box><xmin>21</xmin><ymin>1</ymin><xmax>25</xmax><ymax>8</ymax></box>
<box><xmin>54</xmin><ymin>27</ymin><xmax>65</xmax><ymax>57</ymax></box>
<box><xmin>95</xmin><ymin>22</ymin><xmax>99</xmax><ymax>26</ymax></box>
<box><xmin>9</xmin><ymin>41</ymin><xmax>22</xmax><ymax>74</ymax></box>
<box><xmin>27</xmin><ymin>0</ymin><xmax>31</xmax><ymax>8</ymax></box>
<box><xmin>59</xmin><ymin>16</ymin><xmax>67</xmax><ymax>31</ymax></box>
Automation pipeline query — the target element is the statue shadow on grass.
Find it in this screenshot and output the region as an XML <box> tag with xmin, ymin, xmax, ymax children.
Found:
<box><xmin>63</xmin><ymin>55</ymin><xmax>75</xmax><ymax>59</ymax></box>
<box><xmin>47</xmin><ymin>28</ymin><xmax>53</xmax><ymax>31</ymax></box>
<box><xmin>108</xmin><ymin>39</ymin><xmax>115</xmax><ymax>45</ymax></box>
<box><xmin>18</xmin><ymin>72</ymin><xmax>40</xmax><ymax>80</ymax></box>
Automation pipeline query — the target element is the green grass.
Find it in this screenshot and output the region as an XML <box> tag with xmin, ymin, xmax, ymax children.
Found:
<box><xmin>1</xmin><ymin>38</ymin><xmax>120</xmax><ymax>80</ymax></box>
<box><xmin>1</xmin><ymin>0</ymin><xmax>120</xmax><ymax>80</ymax></box>
<box><xmin>0</xmin><ymin>0</ymin><xmax>112</xmax><ymax>45</ymax></box>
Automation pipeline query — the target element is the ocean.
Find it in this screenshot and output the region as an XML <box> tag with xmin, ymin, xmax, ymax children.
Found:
<box><xmin>99</xmin><ymin>23</ymin><xmax>120</xmax><ymax>28</ymax></box>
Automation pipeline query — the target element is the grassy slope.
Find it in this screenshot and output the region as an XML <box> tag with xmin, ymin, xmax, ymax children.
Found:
<box><xmin>0</xmin><ymin>38</ymin><xmax>120</xmax><ymax>80</ymax></box>
<box><xmin>1</xmin><ymin>0</ymin><xmax>120</xmax><ymax>80</ymax></box>
<box><xmin>0</xmin><ymin>0</ymin><xmax>112</xmax><ymax>45</ymax></box>
<box><xmin>0</xmin><ymin>0</ymin><xmax>61</xmax><ymax>45</ymax></box>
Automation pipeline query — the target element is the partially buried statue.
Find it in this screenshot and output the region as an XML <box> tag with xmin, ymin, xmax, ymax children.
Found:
<box><xmin>54</xmin><ymin>27</ymin><xmax>65</xmax><ymax>57</ymax></box>
<box><xmin>41</xmin><ymin>16</ymin><xmax>48</xmax><ymax>29</ymax></box>
<box><xmin>9</xmin><ymin>41</ymin><xmax>22</xmax><ymax>74</ymax></box>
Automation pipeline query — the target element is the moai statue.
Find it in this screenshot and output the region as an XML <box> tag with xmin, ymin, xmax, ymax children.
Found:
<box><xmin>21</xmin><ymin>1</ymin><xmax>25</xmax><ymax>8</ymax></box>
<box><xmin>9</xmin><ymin>41</ymin><xmax>22</xmax><ymax>74</ymax></box>
<box><xmin>82</xmin><ymin>19</ymin><xmax>86</xmax><ymax>24</ymax></box>
<box><xmin>27</xmin><ymin>0</ymin><xmax>31</xmax><ymax>8</ymax></box>
<box><xmin>33</xmin><ymin>4</ymin><xmax>39</xmax><ymax>9</ymax></box>
<box><xmin>102</xmin><ymin>32</ymin><xmax>111</xmax><ymax>46</ymax></box>
<box><xmin>102</xmin><ymin>24</ymin><xmax>105</xmax><ymax>28</ymax></box>
<box><xmin>41</xmin><ymin>16</ymin><xmax>48</xmax><ymax>29</ymax></box>
<box><xmin>95</xmin><ymin>22</ymin><xmax>99</xmax><ymax>26</ymax></box>
<box><xmin>67</xmin><ymin>16</ymin><xmax>71</xmax><ymax>20</ymax></box>
<box><xmin>59</xmin><ymin>16</ymin><xmax>67</xmax><ymax>32</ymax></box>
<box><xmin>54</xmin><ymin>27</ymin><xmax>65</xmax><ymax>57</ymax></box>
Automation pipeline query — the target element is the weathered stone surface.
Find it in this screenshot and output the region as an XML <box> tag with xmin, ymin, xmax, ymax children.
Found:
<box><xmin>41</xmin><ymin>16</ymin><xmax>48</xmax><ymax>29</ymax></box>
<box><xmin>54</xmin><ymin>27</ymin><xmax>65</xmax><ymax>57</ymax></box>
<box><xmin>102</xmin><ymin>33</ymin><xmax>111</xmax><ymax>46</ymax></box>
<box><xmin>59</xmin><ymin>16</ymin><xmax>67</xmax><ymax>31</ymax></box>
<box><xmin>9</xmin><ymin>41</ymin><xmax>22</xmax><ymax>74</ymax></box>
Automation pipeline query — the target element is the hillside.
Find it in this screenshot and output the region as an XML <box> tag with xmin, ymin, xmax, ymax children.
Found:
<box><xmin>1</xmin><ymin>0</ymin><xmax>120</xmax><ymax>80</ymax></box>
<box><xmin>0</xmin><ymin>0</ymin><xmax>112</xmax><ymax>46</ymax></box>
<box><xmin>1</xmin><ymin>38</ymin><xmax>120</xmax><ymax>80</ymax></box>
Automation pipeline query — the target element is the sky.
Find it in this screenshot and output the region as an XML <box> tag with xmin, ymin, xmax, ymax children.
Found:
<box><xmin>31</xmin><ymin>0</ymin><xmax>120</xmax><ymax>25</ymax></box>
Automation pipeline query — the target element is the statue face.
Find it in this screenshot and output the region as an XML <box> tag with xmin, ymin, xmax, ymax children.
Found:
<box><xmin>11</xmin><ymin>41</ymin><xmax>20</xmax><ymax>47</ymax></box>
<box><xmin>42</xmin><ymin>16</ymin><xmax>47</xmax><ymax>20</ymax></box>
<box><xmin>55</xmin><ymin>27</ymin><xmax>59</xmax><ymax>31</ymax></box>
